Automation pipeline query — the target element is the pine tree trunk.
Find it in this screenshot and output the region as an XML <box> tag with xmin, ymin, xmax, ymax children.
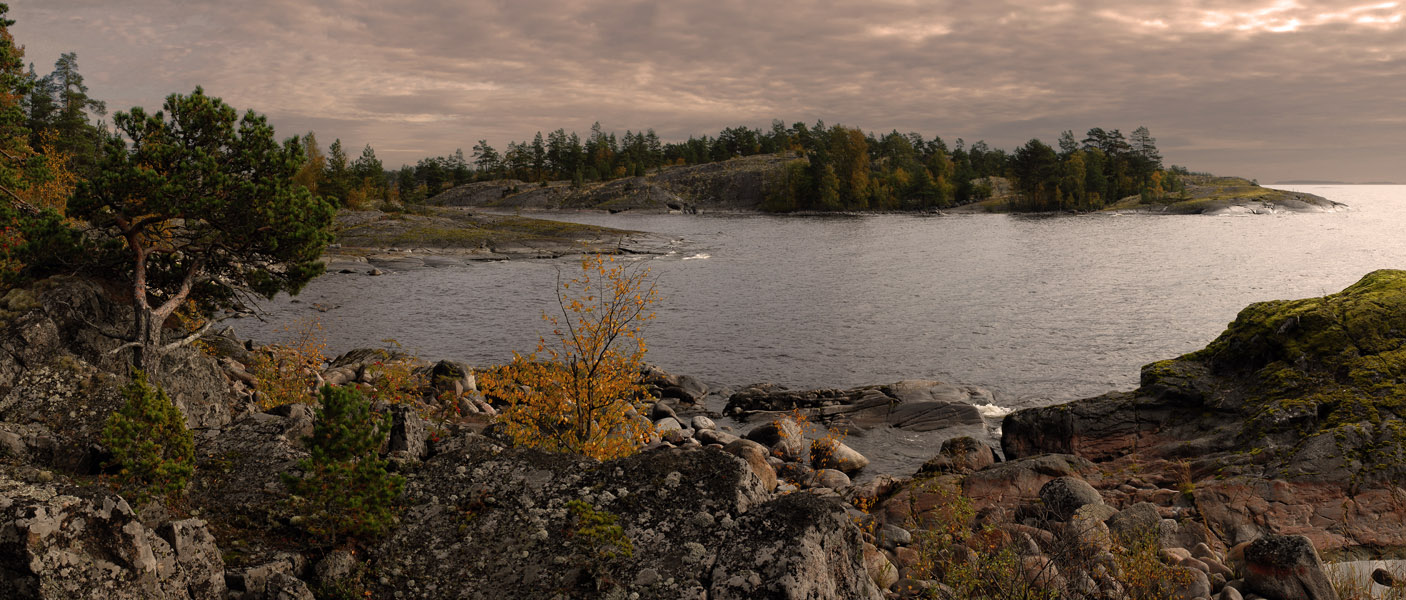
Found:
<box><xmin>131</xmin><ymin>305</ymin><xmax>165</xmax><ymax>377</ymax></box>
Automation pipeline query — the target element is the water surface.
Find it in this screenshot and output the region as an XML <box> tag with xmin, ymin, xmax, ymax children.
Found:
<box><xmin>236</xmin><ymin>185</ymin><xmax>1406</xmax><ymax>410</ymax></box>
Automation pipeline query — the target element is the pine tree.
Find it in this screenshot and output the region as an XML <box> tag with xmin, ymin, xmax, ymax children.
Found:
<box><xmin>72</xmin><ymin>88</ymin><xmax>336</xmax><ymax>375</ymax></box>
<box><xmin>322</xmin><ymin>138</ymin><xmax>350</xmax><ymax>204</ymax></box>
<box><xmin>282</xmin><ymin>385</ymin><xmax>404</xmax><ymax>543</ymax></box>
<box><xmin>101</xmin><ymin>371</ymin><xmax>195</xmax><ymax>503</ymax></box>
<box><xmin>48</xmin><ymin>52</ymin><xmax>104</xmax><ymax>176</ymax></box>
<box><xmin>0</xmin><ymin>4</ymin><xmax>36</xmax><ymax>206</ymax></box>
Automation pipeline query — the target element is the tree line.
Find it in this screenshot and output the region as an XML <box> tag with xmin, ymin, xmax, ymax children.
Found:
<box><xmin>391</xmin><ymin>122</ymin><xmax>1182</xmax><ymax>213</ymax></box>
<box><xmin>7</xmin><ymin>36</ymin><xmax>1186</xmax><ymax>218</ymax></box>
<box><xmin>1007</xmin><ymin>127</ymin><xmax>1185</xmax><ymax>212</ymax></box>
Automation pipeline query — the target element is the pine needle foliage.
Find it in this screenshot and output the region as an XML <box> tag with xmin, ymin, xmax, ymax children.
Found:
<box><xmin>101</xmin><ymin>370</ymin><xmax>194</xmax><ymax>504</ymax></box>
<box><xmin>481</xmin><ymin>253</ymin><xmax>658</xmax><ymax>461</ymax></box>
<box><xmin>282</xmin><ymin>385</ymin><xmax>404</xmax><ymax>544</ymax></box>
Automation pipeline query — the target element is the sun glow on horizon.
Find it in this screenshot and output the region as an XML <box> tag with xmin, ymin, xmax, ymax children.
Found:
<box><xmin>1195</xmin><ymin>1</ymin><xmax>1403</xmax><ymax>34</ymax></box>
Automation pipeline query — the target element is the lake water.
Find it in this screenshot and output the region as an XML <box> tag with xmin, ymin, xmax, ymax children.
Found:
<box><xmin>234</xmin><ymin>185</ymin><xmax>1406</xmax><ymax>413</ymax></box>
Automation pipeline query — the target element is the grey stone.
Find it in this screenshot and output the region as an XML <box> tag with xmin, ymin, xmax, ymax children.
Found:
<box><xmin>1218</xmin><ymin>587</ymin><xmax>1244</xmax><ymax>600</ymax></box>
<box><xmin>696</xmin><ymin>428</ymin><xmax>739</xmax><ymax>446</ymax></box>
<box><xmin>879</xmin><ymin>523</ymin><xmax>912</xmax><ymax>550</ymax></box>
<box><xmin>724</xmin><ymin>439</ymin><xmax>778</xmax><ymax>493</ymax></box>
<box><xmin>746</xmin><ymin>417</ymin><xmax>805</xmax><ymax>461</ymax></box>
<box><xmin>1243</xmin><ymin>535</ymin><xmax>1337</xmax><ymax>600</ymax></box>
<box><xmin>811</xmin><ymin>438</ymin><xmax>869</xmax><ymax>474</ymax></box>
<box><xmin>710</xmin><ymin>493</ymin><xmax>884</xmax><ymax>599</ymax></box>
<box><xmin>1108</xmin><ymin>502</ymin><xmax>1163</xmax><ymax>544</ymax></box>
<box><xmin>1038</xmin><ymin>476</ymin><xmax>1103</xmax><ymax>521</ymax></box>
<box><xmin>918</xmin><ymin>435</ymin><xmax>997</xmax><ymax>474</ymax></box>
<box><xmin>389</xmin><ymin>405</ymin><xmax>429</xmax><ymax>460</ymax></box>
<box><xmin>314</xmin><ymin>550</ymin><xmax>360</xmax><ymax>589</ymax></box>
<box><xmin>654</xmin><ymin>416</ymin><xmax>683</xmax><ymax>433</ymax></box>
<box><xmin>649</xmin><ymin>401</ymin><xmax>678</xmax><ymax>422</ymax></box>
<box><xmin>813</xmin><ymin>468</ymin><xmax>851</xmax><ymax>490</ymax></box>
<box><xmin>0</xmin><ymin>474</ymin><xmax>225</xmax><ymax>600</ymax></box>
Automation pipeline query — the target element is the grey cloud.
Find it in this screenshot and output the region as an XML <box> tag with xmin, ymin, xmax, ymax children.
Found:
<box><xmin>9</xmin><ymin>0</ymin><xmax>1406</xmax><ymax>181</ymax></box>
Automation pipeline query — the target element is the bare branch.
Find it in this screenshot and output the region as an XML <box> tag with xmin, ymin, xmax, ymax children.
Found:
<box><xmin>0</xmin><ymin>185</ymin><xmax>40</xmax><ymax>215</ymax></box>
<box><xmin>52</xmin><ymin>300</ymin><xmax>134</xmax><ymax>341</ymax></box>
<box><xmin>108</xmin><ymin>341</ymin><xmax>142</xmax><ymax>355</ymax></box>
<box><xmin>161</xmin><ymin>320</ymin><xmax>214</xmax><ymax>352</ymax></box>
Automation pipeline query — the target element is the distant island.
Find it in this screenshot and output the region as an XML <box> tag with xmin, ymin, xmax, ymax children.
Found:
<box><xmin>397</xmin><ymin>123</ymin><xmax>1344</xmax><ymax>217</ymax></box>
<box><xmin>1275</xmin><ymin>179</ymin><xmax>1401</xmax><ymax>185</ymax></box>
<box><xmin>425</xmin><ymin>156</ymin><xmax>1344</xmax><ymax>217</ymax></box>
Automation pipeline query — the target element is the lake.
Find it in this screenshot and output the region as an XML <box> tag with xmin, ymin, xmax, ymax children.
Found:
<box><xmin>234</xmin><ymin>185</ymin><xmax>1406</xmax><ymax>412</ymax></box>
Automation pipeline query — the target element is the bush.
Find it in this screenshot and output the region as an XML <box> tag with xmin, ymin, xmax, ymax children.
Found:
<box><xmin>250</xmin><ymin>317</ymin><xmax>327</xmax><ymax>409</ymax></box>
<box><xmin>567</xmin><ymin>499</ymin><xmax>634</xmax><ymax>560</ymax></box>
<box><xmin>282</xmin><ymin>385</ymin><xmax>404</xmax><ymax>544</ymax></box>
<box><xmin>481</xmin><ymin>253</ymin><xmax>658</xmax><ymax>460</ymax></box>
<box><xmin>358</xmin><ymin>339</ymin><xmax>427</xmax><ymax>406</ymax></box>
<box><xmin>904</xmin><ymin>479</ymin><xmax>1194</xmax><ymax>600</ymax></box>
<box><xmin>101</xmin><ymin>371</ymin><xmax>195</xmax><ymax>503</ymax></box>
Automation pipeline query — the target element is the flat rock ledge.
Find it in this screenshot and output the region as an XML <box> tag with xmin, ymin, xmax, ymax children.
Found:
<box><xmin>725</xmin><ymin>379</ymin><xmax>996</xmax><ymax>434</ymax></box>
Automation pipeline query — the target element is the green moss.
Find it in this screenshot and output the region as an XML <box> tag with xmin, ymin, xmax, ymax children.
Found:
<box><xmin>1163</xmin><ymin>270</ymin><xmax>1406</xmax><ymax>480</ymax></box>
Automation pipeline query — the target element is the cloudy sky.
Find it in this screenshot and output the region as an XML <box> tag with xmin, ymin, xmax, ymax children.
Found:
<box><xmin>12</xmin><ymin>0</ymin><xmax>1405</xmax><ymax>182</ymax></box>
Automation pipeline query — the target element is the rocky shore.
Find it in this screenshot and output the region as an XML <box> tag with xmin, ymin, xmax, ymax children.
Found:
<box><xmin>3</xmin><ymin>271</ymin><xmax>1406</xmax><ymax>598</ymax></box>
<box><xmin>323</xmin><ymin>208</ymin><xmax>676</xmax><ymax>274</ymax></box>
<box><xmin>429</xmin><ymin>160</ymin><xmax>1344</xmax><ymax>217</ymax></box>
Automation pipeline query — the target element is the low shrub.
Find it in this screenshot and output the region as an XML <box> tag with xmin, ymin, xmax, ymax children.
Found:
<box><xmin>282</xmin><ymin>385</ymin><xmax>404</xmax><ymax>544</ymax></box>
<box><xmin>101</xmin><ymin>371</ymin><xmax>195</xmax><ymax>504</ymax></box>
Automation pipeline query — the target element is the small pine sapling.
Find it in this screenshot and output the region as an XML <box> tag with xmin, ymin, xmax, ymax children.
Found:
<box><xmin>101</xmin><ymin>370</ymin><xmax>195</xmax><ymax>504</ymax></box>
<box><xmin>282</xmin><ymin>385</ymin><xmax>404</xmax><ymax>544</ymax></box>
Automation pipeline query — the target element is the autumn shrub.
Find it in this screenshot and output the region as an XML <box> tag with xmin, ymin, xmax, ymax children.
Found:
<box><xmin>1114</xmin><ymin>529</ymin><xmax>1197</xmax><ymax>600</ymax></box>
<box><xmin>480</xmin><ymin>253</ymin><xmax>658</xmax><ymax>460</ymax></box>
<box><xmin>251</xmin><ymin>317</ymin><xmax>327</xmax><ymax>409</ymax></box>
<box><xmin>358</xmin><ymin>339</ymin><xmax>426</xmax><ymax>406</ymax></box>
<box><xmin>281</xmin><ymin>385</ymin><xmax>404</xmax><ymax>544</ymax></box>
<box><xmin>101</xmin><ymin>370</ymin><xmax>195</xmax><ymax>504</ymax></box>
<box><xmin>904</xmin><ymin>479</ymin><xmax>1195</xmax><ymax>600</ymax></box>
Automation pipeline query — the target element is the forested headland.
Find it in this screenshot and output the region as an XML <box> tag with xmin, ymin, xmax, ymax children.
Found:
<box><xmin>389</xmin><ymin>122</ymin><xmax>1185</xmax><ymax>213</ymax></box>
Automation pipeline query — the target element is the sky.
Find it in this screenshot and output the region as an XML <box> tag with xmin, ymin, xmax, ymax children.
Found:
<box><xmin>10</xmin><ymin>0</ymin><xmax>1405</xmax><ymax>182</ymax></box>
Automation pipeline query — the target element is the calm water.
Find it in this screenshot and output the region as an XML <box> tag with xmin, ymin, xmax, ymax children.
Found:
<box><xmin>235</xmin><ymin>185</ymin><xmax>1406</xmax><ymax>411</ymax></box>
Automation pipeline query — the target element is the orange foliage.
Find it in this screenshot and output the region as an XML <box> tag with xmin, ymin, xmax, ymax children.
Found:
<box><xmin>18</xmin><ymin>132</ymin><xmax>77</xmax><ymax>216</ymax></box>
<box><xmin>358</xmin><ymin>339</ymin><xmax>426</xmax><ymax>406</ymax></box>
<box><xmin>250</xmin><ymin>317</ymin><xmax>328</xmax><ymax>409</ymax></box>
<box><xmin>0</xmin><ymin>221</ymin><xmax>21</xmax><ymax>277</ymax></box>
<box><xmin>481</xmin><ymin>253</ymin><xmax>658</xmax><ymax>460</ymax></box>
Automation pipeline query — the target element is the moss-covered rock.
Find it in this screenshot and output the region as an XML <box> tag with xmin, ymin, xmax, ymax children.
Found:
<box><xmin>1006</xmin><ymin>270</ymin><xmax>1406</xmax><ymax>486</ymax></box>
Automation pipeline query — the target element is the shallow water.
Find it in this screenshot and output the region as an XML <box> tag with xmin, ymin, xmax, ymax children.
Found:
<box><xmin>236</xmin><ymin>185</ymin><xmax>1406</xmax><ymax>411</ymax></box>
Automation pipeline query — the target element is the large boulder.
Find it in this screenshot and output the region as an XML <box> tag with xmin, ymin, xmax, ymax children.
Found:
<box><xmin>0</xmin><ymin>467</ymin><xmax>225</xmax><ymax>599</ymax></box>
<box><xmin>1004</xmin><ymin>270</ymin><xmax>1406</xmax><ymax>485</ymax></box>
<box><xmin>999</xmin><ymin>271</ymin><xmax>1406</xmax><ymax>557</ymax></box>
<box><xmin>745</xmin><ymin>417</ymin><xmax>806</xmax><ymax>460</ymax></box>
<box><xmin>185</xmin><ymin>411</ymin><xmax>311</xmax><ymax>538</ymax></box>
<box><xmin>1038</xmin><ymin>476</ymin><xmax>1103</xmax><ymax>522</ymax></box>
<box><xmin>810</xmin><ymin>438</ymin><xmax>870</xmax><ymax>475</ymax></box>
<box><xmin>370</xmin><ymin>433</ymin><xmax>877</xmax><ymax>599</ymax></box>
<box><xmin>918</xmin><ymin>435</ymin><xmax>997</xmax><ymax>475</ymax></box>
<box><xmin>711</xmin><ymin>493</ymin><xmax>885</xmax><ymax>599</ymax></box>
<box><xmin>1243</xmin><ymin>535</ymin><xmax>1338</xmax><ymax>600</ymax></box>
<box><xmin>0</xmin><ymin>278</ymin><xmax>236</xmax><ymax>475</ymax></box>
<box><xmin>962</xmin><ymin>454</ymin><xmax>1096</xmax><ymax>512</ymax></box>
<box><xmin>726</xmin><ymin>380</ymin><xmax>989</xmax><ymax>433</ymax></box>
